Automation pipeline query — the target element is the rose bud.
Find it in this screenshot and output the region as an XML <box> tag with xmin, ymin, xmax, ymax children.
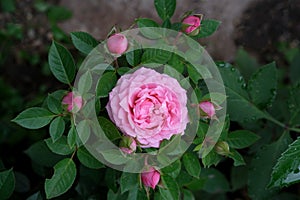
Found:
<box><xmin>199</xmin><ymin>101</ymin><xmax>216</xmax><ymax>119</ymax></box>
<box><xmin>62</xmin><ymin>92</ymin><xmax>83</xmax><ymax>113</ymax></box>
<box><xmin>182</xmin><ymin>15</ymin><xmax>202</xmax><ymax>36</ymax></box>
<box><xmin>141</xmin><ymin>167</ymin><xmax>160</xmax><ymax>189</ymax></box>
<box><xmin>120</xmin><ymin>136</ymin><xmax>137</xmax><ymax>154</ymax></box>
<box><xmin>107</xmin><ymin>33</ymin><xmax>128</xmax><ymax>55</ymax></box>
<box><xmin>214</xmin><ymin>141</ymin><xmax>230</xmax><ymax>156</ymax></box>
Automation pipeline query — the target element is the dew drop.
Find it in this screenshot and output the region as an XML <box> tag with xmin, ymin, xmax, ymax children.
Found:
<box><xmin>237</xmin><ymin>76</ymin><xmax>244</xmax><ymax>83</ymax></box>
<box><xmin>270</xmin><ymin>89</ymin><xmax>277</xmax><ymax>95</ymax></box>
<box><xmin>230</xmin><ymin>67</ymin><xmax>236</xmax><ymax>72</ymax></box>
<box><xmin>218</xmin><ymin>63</ymin><xmax>225</xmax><ymax>68</ymax></box>
<box><xmin>242</xmin><ymin>83</ymin><xmax>247</xmax><ymax>89</ymax></box>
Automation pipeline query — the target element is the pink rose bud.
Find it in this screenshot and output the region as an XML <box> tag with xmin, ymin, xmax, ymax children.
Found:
<box><xmin>182</xmin><ymin>15</ymin><xmax>202</xmax><ymax>35</ymax></box>
<box><xmin>141</xmin><ymin>167</ymin><xmax>160</xmax><ymax>189</ymax></box>
<box><xmin>107</xmin><ymin>33</ymin><xmax>128</xmax><ymax>55</ymax></box>
<box><xmin>199</xmin><ymin>101</ymin><xmax>216</xmax><ymax>118</ymax></box>
<box><xmin>62</xmin><ymin>92</ymin><xmax>83</xmax><ymax>113</ymax></box>
<box><xmin>120</xmin><ymin>136</ymin><xmax>137</xmax><ymax>154</ymax></box>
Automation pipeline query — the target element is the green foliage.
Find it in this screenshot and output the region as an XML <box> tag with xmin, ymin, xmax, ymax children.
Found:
<box><xmin>96</xmin><ymin>71</ymin><xmax>117</xmax><ymax>98</ymax></box>
<box><xmin>269</xmin><ymin>137</ymin><xmax>300</xmax><ymax>188</ymax></box>
<box><xmin>45</xmin><ymin>158</ymin><xmax>77</xmax><ymax>199</ymax></box>
<box><xmin>48</xmin><ymin>41</ymin><xmax>76</xmax><ymax>85</ymax></box>
<box><xmin>49</xmin><ymin>116</ymin><xmax>65</xmax><ymax>142</ymax></box>
<box><xmin>248</xmin><ymin>132</ymin><xmax>292</xmax><ymax>200</ymax></box>
<box><xmin>227</xmin><ymin>130</ymin><xmax>260</xmax><ymax>149</ymax></box>
<box><xmin>12</xmin><ymin>107</ymin><xmax>55</xmax><ymax>129</ymax></box>
<box><xmin>154</xmin><ymin>0</ymin><xmax>176</xmax><ymax>21</ymax></box>
<box><xmin>0</xmin><ymin>169</ymin><xmax>15</xmax><ymax>199</ymax></box>
<box><xmin>71</xmin><ymin>32</ymin><xmax>99</xmax><ymax>55</ymax></box>
<box><xmin>195</xmin><ymin>19</ymin><xmax>221</xmax><ymax>38</ymax></box>
<box><xmin>182</xmin><ymin>153</ymin><xmax>201</xmax><ymax>178</ymax></box>
<box><xmin>248</xmin><ymin>62</ymin><xmax>277</xmax><ymax>109</ymax></box>
<box><xmin>159</xmin><ymin>175</ymin><xmax>180</xmax><ymax>200</ymax></box>
<box><xmin>77</xmin><ymin>147</ymin><xmax>104</xmax><ymax>169</ymax></box>
<box><xmin>45</xmin><ymin>136</ymin><xmax>74</xmax><ymax>155</ymax></box>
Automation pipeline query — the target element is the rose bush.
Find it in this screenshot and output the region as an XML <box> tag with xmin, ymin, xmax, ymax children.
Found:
<box><xmin>9</xmin><ymin>0</ymin><xmax>300</xmax><ymax>199</ymax></box>
<box><xmin>106</xmin><ymin>67</ymin><xmax>189</xmax><ymax>148</ymax></box>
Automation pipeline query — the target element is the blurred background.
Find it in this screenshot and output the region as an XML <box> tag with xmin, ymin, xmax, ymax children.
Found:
<box><xmin>0</xmin><ymin>0</ymin><xmax>299</xmax><ymax>198</ymax></box>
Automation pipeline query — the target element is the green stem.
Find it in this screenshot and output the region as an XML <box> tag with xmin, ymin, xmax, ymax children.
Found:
<box><xmin>264</xmin><ymin>112</ymin><xmax>300</xmax><ymax>133</ymax></box>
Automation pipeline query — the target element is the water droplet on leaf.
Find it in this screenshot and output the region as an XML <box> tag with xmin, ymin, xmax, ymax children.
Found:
<box><xmin>242</xmin><ymin>83</ymin><xmax>247</xmax><ymax>89</ymax></box>
<box><xmin>230</xmin><ymin>67</ymin><xmax>236</xmax><ymax>72</ymax></box>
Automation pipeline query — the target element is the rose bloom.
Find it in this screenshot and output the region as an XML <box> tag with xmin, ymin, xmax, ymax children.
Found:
<box><xmin>141</xmin><ymin>167</ymin><xmax>160</xmax><ymax>189</ymax></box>
<box><xmin>106</xmin><ymin>67</ymin><xmax>189</xmax><ymax>148</ymax></box>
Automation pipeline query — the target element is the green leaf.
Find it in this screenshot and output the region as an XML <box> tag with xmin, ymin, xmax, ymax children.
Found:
<box><xmin>201</xmin><ymin>168</ymin><xmax>230</xmax><ymax>193</ymax></box>
<box><xmin>47</xmin><ymin>91</ymin><xmax>65</xmax><ymax>114</ymax></box>
<box><xmin>77</xmin><ymin>147</ymin><xmax>104</xmax><ymax>169</ymax></box>
<box><xmin>12</xmin><ymin>107</ymin><xmax>55</xmax><ymax>129</ymax></box>
<box><xmin>164</xmin><ymin>65</ymin><xmax>181</xmax><ymax>82</ymax></box>
<box><xmin>49</xmin><ymin>116</ymin><xmax>65</xmax><ymax>142</ymax></box>
<box><xmin>141</xmin><ymin>49</ymin><xmax>172</xmax><ymax>64</ymax></box>
<box><xmin>26</xmin><ymin>191</ymin><xmax>43</xmax><ymax>200</ymax></box>
<box><xmin>78</xmin><ymin>70</ymin><xmax>93</xmax><ymax>95</ymax></box>
<box><xmin>136</xmin><ymin>18</ymin><xmax>161</xmax><ymax>39</ymax></box>
<box><xmin>127</xmin><ymin>187</ymin><xmax>147</xmax><ymax>200</ymax></box>
<box><xmin>248</xmin><ymin>132</ymin><xmax>292</xmax><ymax>200</ymax></box>
<box><xmin>182</xmin><ymin>153</ymin><xmax>201</xmax><ymax>178</ymax></box>
<box><xmin>120</xmin><ymin>172</ymin><xmax>139</xmax><ymax>194</ymax></box>
<box><xmin>71</xmin><ymin>32</ymin><xmax>98</xmax><ymax>55</ymax></box>
<box><xmin>159</xmin><ymin>175</ymin><xmax>180</xmax><ymax>200</ymax></box>
<box><xmin>269</xmin><ymin>137</ymin><xmax>300</xmax><ymax>188</ymax></box>
<box><xmin>0</xmin><ymin>169</ymin><xmax>15</xmax><ymax>199</ymax></box>
<box><xmin>98</xmin><ymin>117</ymin><xmax>121</xmax><ymax>141</ymax></box>
<box><xmin>67</xmin><ymin>125</ymin><xmax>79</xmax><ymax>148</ymax></box>
<box><xmin>45</xmin><ymin>136</ymin><xmax>74</xmax><ymax>155</ymax></box>
<box><xmin>228</xmin><ymin>149</ymin><xmax>245</xmax><ymax>166</ymax></box>
<box><xmin>216</xmin><ymin>62</ymin><xmax>265</xmax><ymax>123</ymax></box>
<box><xmin>76</xmin><ymin>120</ymin><xmax>91</xmax><ymax>145</ymax></box>
<box><xmin>227</xmin><ymin>130</ymin><xmax>260</xmax><ymax>149</ymax></box>
<box><xmin>25</xmin><ymin>140</ymin><xmax>65</xmax><ymax>167</ymax></box>
<box><xmin>290</xmin><ymin>51</ymin><xmax>300</xmax><ymax>84</ymax></box>
<box><xmin>126</xmin><ymin>49</ymin><xmax>142</xmax><ymax>66</ymax></box>
<box><xmin>161</xmin><ymin>160</ymin><xmax>181</xmax><ymax>179</ymax></box>
<box><xmin>96</xmin><ymin>71</ymin><xmax>117</xmax><ymax>98</ymax></box>
<box><xmin>235</xmin><ymin>48</ymin><xmax>260</xmax><ymax>80</ymax></box>
<box><xmin>201</xmin><ymin>150</ymin><xmax>222</xmax><ymax>168</ymax></box>
<box><xmin>45</xmin><ymin>158</ymin><xmax>77</xmax><ymax>199</ymax></box>
<box><xmin>288</xmin><ymin>83</ymin><xmax>300</xmax><ymax>127</ymax></box>
<box><xmin>48</xmin><ymin>41</ymin><xmax>76</xmax><ymax>85</ymax></box>
<box><xmin>182</xmin><ymin>189</ymin><xmax>195</xmax><ymax>200</ymax></box>
<box><xmin>196</xmin><ymin>19</ymin><xmax>221</xmax><ymax>38</ymax></box>
<box><xmin>248</xmin><ymin>62</ymin><xmax>278</xmax><ymax>109</ymax></box>
<box><xmin>154</xmin><ymin>0</ymin><xmax>176</xmax><ymax>20</ymax></box>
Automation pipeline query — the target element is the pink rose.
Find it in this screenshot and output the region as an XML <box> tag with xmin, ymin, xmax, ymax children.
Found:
<box><xmin>106</xmin><ymin>67</ymin><xmax>189</xmax><ymax>148</ymax></box>
<box><xmin>182</xmin><ymin>15</ymin><xmax>202</xmax><ymax>35</ymax></box>
<box><xmin>62</xmin><ymin>92</ymin><xmax>83</xmax><ymax>112</ymax></box>
<box><xmin>120</xmin><ymin>136</ymin><xmax>137</xmax><ymax>154</ymax></box>
<box><xmin>141</xmin><ymin>167</ymin><xmax>160</xmax><ymax>189</ymax></box>
<box><xmin>199</xmin><ymin>101</ymin><xmax>215</xmax><ymax>118</ymax></box>
<box><xmin>107</xmin><ymin>33</ymin><xmax>128</xmax><ymax>55</ymax></box>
